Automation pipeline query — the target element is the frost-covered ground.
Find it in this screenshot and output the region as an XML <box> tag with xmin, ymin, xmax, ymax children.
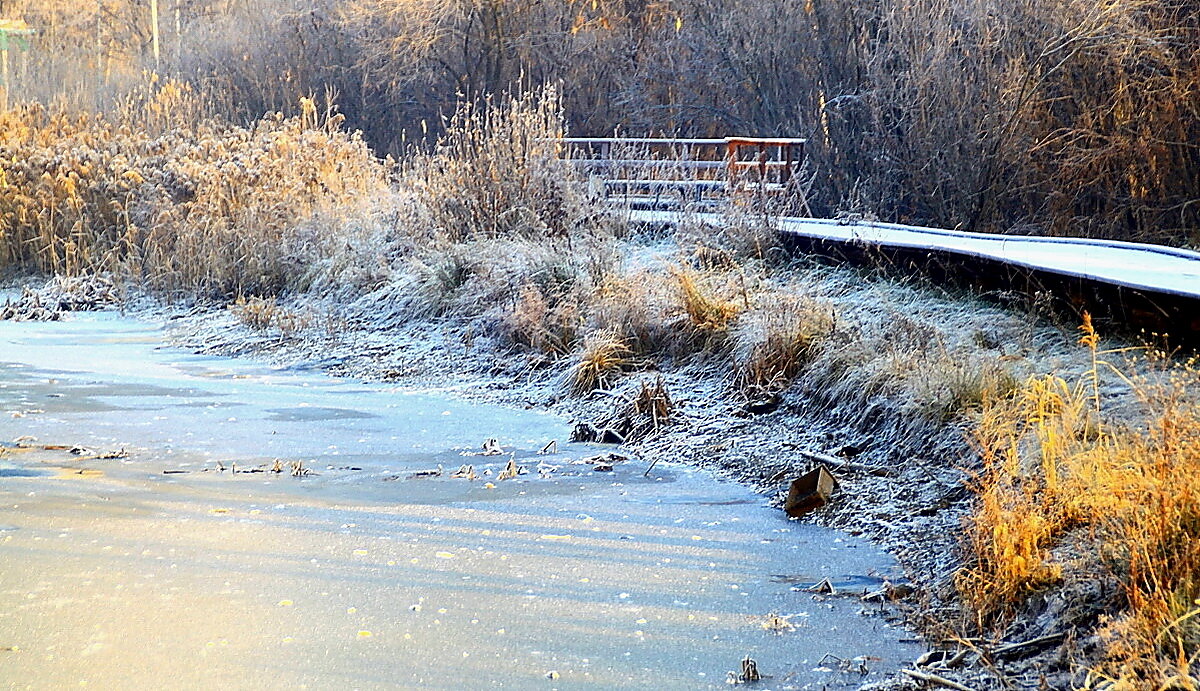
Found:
<box><xmin>1</xmin><ymin>224</ymin><xmax>1143</xmax><ymax>688</ymax></box>
<box><xmin>148</xmin><ymin>243</ymin><xmax>1121</xmax><ymax>689</ymax></box>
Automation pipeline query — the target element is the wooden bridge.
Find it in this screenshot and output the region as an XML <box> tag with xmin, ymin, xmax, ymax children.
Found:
<box><xmin>559</xmin><ymin>136</ymin><xmax>1200</xmax><ymax>344</ymax></box>
<box><xmin>559</xmin><ymin>137</ymin><xmax>806</xmax><ymax>209</ymax></box>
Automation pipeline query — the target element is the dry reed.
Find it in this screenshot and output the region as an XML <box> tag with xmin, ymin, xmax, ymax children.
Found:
<box><xmin>960</xmin><ymin>315</ymin><xmax>1200</xmax><ymax>685</ymax></box>
<box><xmin>0</xmin><ymin>82</ymin><xmax>388</xmax><ymax>297</ymax></box>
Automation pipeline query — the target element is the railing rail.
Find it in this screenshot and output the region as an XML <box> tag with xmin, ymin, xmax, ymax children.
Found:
<box><xmin>557</xmin><ymin>136</ymin><xmax>806</xmax><ymax>208</ymax></box>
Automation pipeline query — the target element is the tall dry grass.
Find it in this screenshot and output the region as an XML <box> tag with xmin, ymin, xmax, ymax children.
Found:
<box><xmin>374</xmin><ymin>87</ymin><xmax>631</xmax><ymax>356</ymax></box>
<box><xmin>403</xmin><ymin>86</ymin><xmax>605</xmax><ymax>242</ymax></box>
<box><xmin>732</xmin><ymin>293</ymin><xmax>835</xmax><ymax>400</ymax></box>
<box><xmin>588</xmin><ymin>270</ymin><xmax>679</xmax><ymax>355</ymax></box>
<box><xmin>8</xmin><ymin>0</ymin><xmax>1197</xmax><ymax>245</ymax></box>
<box><xmin>0</xmin><ymin>82</ymin><xmax>388</xmax><ymax>297</ymax></box>
<box><xmin>668</xmin><ymin>264</ymin><xmax>744</xmax><ymax>352</ymax></box>
<box><xmin>960</xmin><ymin>315</ymin><xmax>1200</xmax><ymax>685</ymax></box>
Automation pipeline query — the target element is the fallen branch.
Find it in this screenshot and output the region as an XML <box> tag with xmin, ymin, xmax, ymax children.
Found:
<box><xmin>901</xmin><ymin>669</ymin><xmax>976</xmax><ymax>691</ymax></box>
<box><xmin>992</xmin><ymin>632</ymin><xmax>1065</xmax><ymax>659</ymax></box>
<box><xmin>794</xmin><ymin>448</ymin><xmax>843</xmax><ymax>466</ymax></box>
<box><xmin>794</xmin><ymin>448</ymin><xmax>893</xmax><ymax>475</ymax></box>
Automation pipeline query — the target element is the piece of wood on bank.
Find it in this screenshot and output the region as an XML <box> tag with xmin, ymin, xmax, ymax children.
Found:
<box><xmin>784</xmin><ymin>465</ymin><xmax>837</xmax><ymax>517</ymax></box>
<box><xmin>991</xmin><ymin>632</ymin><xmax>1066</xmax><ymax>659</ymax></box>
<box><xmin>794</xmin><ymin>448</ymin><xmax>893</xmax><ymax>475</ymax></box>
<box><xmin>901</xmin><ymin>668</ymin><xmax>976</xmax><ymax>691</ymax></box>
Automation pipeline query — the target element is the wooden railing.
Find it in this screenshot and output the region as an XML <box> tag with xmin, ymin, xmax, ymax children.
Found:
<box><xmin>557</xmin><ymin>137</ymin><xmax>806</xmax><ymax>208</ymax></box>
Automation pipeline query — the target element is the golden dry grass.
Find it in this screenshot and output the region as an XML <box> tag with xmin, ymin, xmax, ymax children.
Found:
<box><xmin>0</xmin><ymin>82</ymin><xmax>388</xmax><ymax>297</ymax></box>
<box><xmin>960</xmin><ymin>315</ymin><xmax>1200</xmax><ymax>686</ymax></box>
<box><xmin>229</xmin><ymin>296</ymin><xmax>311</xmax><ymax>336</ymax></box>
<box><xmin>669</xmin><ymin>265</ymin><xmax>744</xmax><ymax>351</ymax></box>
<box><xmin>571</xmin><ymin>331</ymin><xmax>634</xmax><ymax>395</ymax></box>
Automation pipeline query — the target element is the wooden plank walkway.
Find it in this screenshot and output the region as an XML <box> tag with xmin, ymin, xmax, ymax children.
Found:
<box><xmin>629</xmin><ymin>209</ymin><xmax>1200</xmax><ymax>343</ymax></box>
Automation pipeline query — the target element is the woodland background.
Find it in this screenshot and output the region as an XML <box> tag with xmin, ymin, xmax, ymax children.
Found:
<box><xmin>2</xmin><ymin>0</ymin><xmax>1198</xmax><ymax>244</ymax></box>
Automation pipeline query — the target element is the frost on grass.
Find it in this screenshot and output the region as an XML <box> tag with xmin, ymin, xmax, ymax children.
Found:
<box><xmin>0</xmin><ymin>87</ymin><xmax>391</xmax><ymax>298</ymax></box>
<box><xmin>8</xmin><ymin>79</ymin><xmax>1197</xmax><ymax>687</ymax></box>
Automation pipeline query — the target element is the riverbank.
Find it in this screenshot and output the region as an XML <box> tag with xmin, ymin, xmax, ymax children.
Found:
<box><xmin>0</xmin><ymin>308</ymin><xmax>927</xmax><ymax>689</ymax></box>
<box><xmin>6</xmin><ymin>216</ymin><xmax>1192</xmax><ymax>688</ymax></box>
<box><xmin>6</xmin><ymin>198</ymin><xmax>1184</xmax><ymax>687</ymax></box>
<box><xmin>4</xmin><ymin>89</ymin><xmax>1195</xmax><ymax>688</ymax></box>
<box><xmin>138</xmin><ymin>225</ymin><xmax>1112</xmax><ymax>690</ymax></box>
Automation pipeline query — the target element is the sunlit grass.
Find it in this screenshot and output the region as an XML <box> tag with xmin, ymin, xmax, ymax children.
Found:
<box><xmin>0</xmin><ymin>80</ymin><xmax>388</xmax><ymax>297</ymax></box>
<box><xmin>960</xmin><ymin>314</ymin><xmax>1200</xmax><ymax>685</ymax></box>
<box><xmin>571</xmin><ymin>331</ymin><xmax>634</xmax><ymax>395</ymax></box>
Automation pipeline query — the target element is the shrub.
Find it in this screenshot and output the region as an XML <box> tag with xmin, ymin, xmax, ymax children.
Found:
<box><xmin>732</xmin><ymin>294</ymin><xmax>836</xmax><ymax>398</ymax></box>
<box><xmin>911</xmin><ymin>355</ymin><xmax>1020</xmax><ymax>422</ymax></box>
<box><xmin>589</xmin><ymin>271</ymin><xmax>676</xmax><ymax>355</ymax></box>
<box><xmin>402</xmin><ymin>86</ymin><xmax>611</xmax><ymax>242</ymax></box>
<box><xmin>402</xmin><ymin>242</ymin><xmax>480</xmax><ymax>317</ymax></box>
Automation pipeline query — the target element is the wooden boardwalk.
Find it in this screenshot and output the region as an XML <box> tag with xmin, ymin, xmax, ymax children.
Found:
<box><xmin>630</xmin><ymin>209</ymin><xmax>1200</xmax><ymax>343</ymax></box>
<box><xmin>561</xmin><ymin>136</ymin><xmax>1200</xmax><ymax>341</ymax></box>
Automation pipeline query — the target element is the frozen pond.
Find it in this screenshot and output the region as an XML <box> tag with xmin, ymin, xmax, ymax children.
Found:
<box><xmin>0</xmin><ymin>312</ymin><xmax>919</xmax><ymax>689</ymax></box>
